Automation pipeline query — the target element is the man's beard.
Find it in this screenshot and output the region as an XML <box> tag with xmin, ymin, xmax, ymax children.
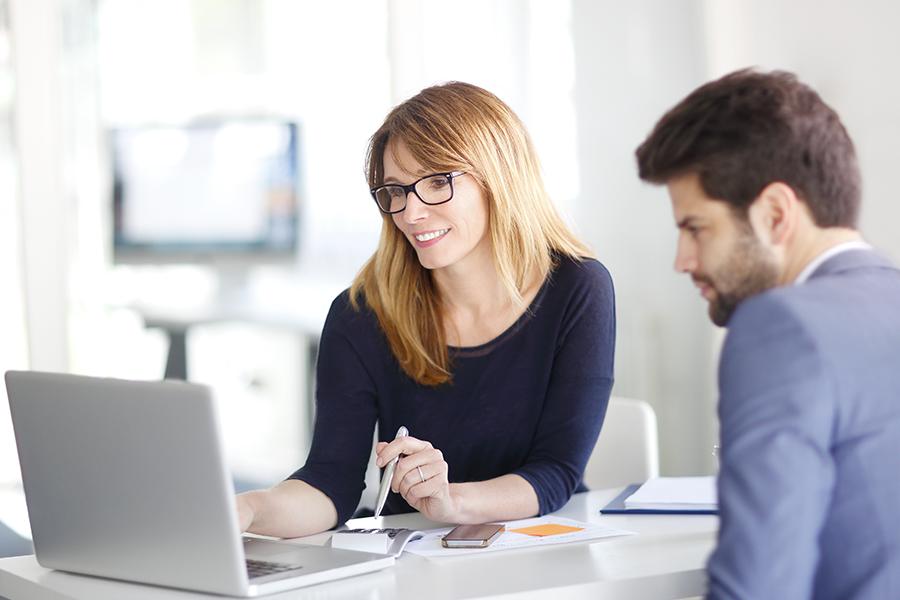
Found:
<box><xmin>695</xmin><ymin>231</ymin><xmax>779</xmax><ymax>327</ymax></box>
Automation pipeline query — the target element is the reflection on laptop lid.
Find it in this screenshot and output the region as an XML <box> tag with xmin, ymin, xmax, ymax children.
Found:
<box><xmin>5</xmin><ymin>371</ymin><xmax>393</xmax><ymax>597</ymax></box>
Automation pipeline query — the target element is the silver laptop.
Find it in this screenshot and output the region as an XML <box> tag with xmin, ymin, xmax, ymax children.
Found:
<box><xmin>4</xmin><ymin>370</ymin><xmax>394</xmax><ymax>597</ymax></box>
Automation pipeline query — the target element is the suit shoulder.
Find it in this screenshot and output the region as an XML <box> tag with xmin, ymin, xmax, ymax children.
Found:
<box><xmin>729</xmin><ymin>285</ymin><xmax>812</xmax><ymax>333</ymax></box>
<box><xmin>723</xmin><ymin>288</ymin><xmax>822</xmax><ymax>379</ymax></box>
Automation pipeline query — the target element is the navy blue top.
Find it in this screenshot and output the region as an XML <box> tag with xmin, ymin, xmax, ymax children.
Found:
<box><xmin>289</xmin><ymin>256</ymin><xmax>615</xmax><ymax>524</ymax></box>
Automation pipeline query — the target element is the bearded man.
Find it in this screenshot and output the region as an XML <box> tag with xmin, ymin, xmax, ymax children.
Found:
<box><xmin>636</xmin><ymin>69</ymin><xmax>900</xmax><ymax>600</ymax></box>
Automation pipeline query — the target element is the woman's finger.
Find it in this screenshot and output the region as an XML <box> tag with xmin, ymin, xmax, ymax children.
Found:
<box><xmin>377</xmin><ymin>436</ymin><xmax>432</xmax><ymax>467</ymax></box>
<box><xmin>395</xmin><ymin>449</ymin><xmax>447</xmax><ymax>495</ymax></box>
<box><xmin>402</xmin><ymin>462</ymin><xmax>450</xmax><ymax>502</ymax></box>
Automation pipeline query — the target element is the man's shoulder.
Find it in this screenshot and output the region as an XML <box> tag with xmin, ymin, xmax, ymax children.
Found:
<box><xmin>732</xmin><ymin>250</ymin><xmax>900</xmax><ymax>335</ymax></box>
<box><xmin>728</xmin><ymin>286</ymin><xmax>806</xmax><ymax>337</ymax></box>
<box><xmin>719</xmin><ymin>288</ymin><xmax>825</xmax><ymax>396</ymax></box>
<box><xmin>722</xmin><ymin>254</ymin><xmax>900</xmax><ymax>393</ymax></box>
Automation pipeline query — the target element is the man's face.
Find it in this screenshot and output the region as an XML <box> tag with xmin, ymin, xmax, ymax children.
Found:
<box><xmin>667</xmin><ymin>173</ymin><xmax>780</xmax><ymax>326</ymax></box>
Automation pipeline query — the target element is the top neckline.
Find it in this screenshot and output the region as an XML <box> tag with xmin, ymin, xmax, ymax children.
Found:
<box><xmin>447</xmin><ymin>266</ymin><xmax>555</xmax><ymax>358</ymax></box>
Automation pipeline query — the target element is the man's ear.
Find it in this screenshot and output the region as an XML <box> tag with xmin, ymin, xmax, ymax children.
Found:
<box><xmin>747</xmin><ymin>182</ymin><xmax>800</xmax><ymax>246</ymax></box>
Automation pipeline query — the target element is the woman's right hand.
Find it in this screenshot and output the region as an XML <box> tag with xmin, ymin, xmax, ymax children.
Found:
<box><xmin>375</xmin><ymin>435</ymin><xmax>458</xmax><ymax>523</ymax></box>
<box><xmin>236</xmin><ymin>493</ymin><xmax>256</xmax><ymax>532</ymax></box>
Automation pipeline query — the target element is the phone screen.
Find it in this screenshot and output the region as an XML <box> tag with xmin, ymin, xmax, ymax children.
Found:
<box><xmin>441</xmin><ymin>523</ymin><xmax>505</xmax><ymax>548</ymax></box>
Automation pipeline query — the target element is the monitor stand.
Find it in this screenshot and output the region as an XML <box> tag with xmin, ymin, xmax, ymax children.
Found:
<box><xmin>213</xmin><ymin>264</ymin><xmax>255</xmax><ymax>311</ymax></box>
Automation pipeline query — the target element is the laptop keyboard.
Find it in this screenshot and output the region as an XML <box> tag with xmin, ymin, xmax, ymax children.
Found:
<box><xmin>246</xmin><ymin>558</ymin><xmax>302</xmax><ymax>579</ymax></box>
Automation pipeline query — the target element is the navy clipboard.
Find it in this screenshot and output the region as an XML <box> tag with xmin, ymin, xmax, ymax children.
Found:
<box><xmin>599</xmin><ymin>483</ymin><xmax>718</xmax><ymax>515</ymax></box>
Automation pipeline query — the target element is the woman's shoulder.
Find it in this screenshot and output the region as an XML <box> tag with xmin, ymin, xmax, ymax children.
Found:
<box><xmin>529</xmin><ymin>254</ymin><xmax>614</xmax><ymax>327</ymax></box>
<box><xmin>323</xmin><ymin>288</ymin><xmax>380</xmax><ymax>337</ymax></box>
<box><xmin>549</xmin><ymin>254</ymin><xmax>614</xmax><ymax>296</ymax></box>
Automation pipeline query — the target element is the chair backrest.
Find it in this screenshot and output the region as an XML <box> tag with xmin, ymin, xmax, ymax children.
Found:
<box><xmin>583</xmin><ymin>396</ymin><xmax>660</xmax><ymax>490</ymax></box>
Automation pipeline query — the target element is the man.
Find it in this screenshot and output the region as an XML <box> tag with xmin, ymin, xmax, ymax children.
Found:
<box><xmin>636</xmin><ymin>69</ymin><xmax>900</xmax><ymax>599</ymax></box>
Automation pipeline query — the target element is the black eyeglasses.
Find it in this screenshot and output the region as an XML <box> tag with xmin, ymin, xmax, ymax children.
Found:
<box><xmin>370</xmin><ymin>171</ymin><xmax>465</xmax><ymax>214</ymax></box>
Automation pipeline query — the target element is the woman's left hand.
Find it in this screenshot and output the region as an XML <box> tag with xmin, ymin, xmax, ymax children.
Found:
<box><xmin>375</xmin><ymin>435</ymin><xmax>459</xmax><ymax>523</ymax></box>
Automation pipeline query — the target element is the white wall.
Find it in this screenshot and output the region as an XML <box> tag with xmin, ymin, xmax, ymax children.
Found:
<box><xmin>571</xmin><ymin>0</ymin><xmax>719</xmax><ymax>475</ymax></box>
<box><xmin>703</xmin><ymin>0</ymin><xmax>900</xmax><ymax>263</ymax></box>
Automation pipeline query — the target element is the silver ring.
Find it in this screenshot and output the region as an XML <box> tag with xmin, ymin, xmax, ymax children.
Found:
<box><xmin>417</xmin><ymin>466</ymin><xmax>426</xmax><ymax>483</ymax></box>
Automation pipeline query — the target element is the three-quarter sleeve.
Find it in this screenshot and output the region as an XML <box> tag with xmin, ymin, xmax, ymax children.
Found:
<box><xmin>512</xmin><ymin>261</ymin><xmax>616</xmax><ymax>514</ymax></box>
<box><xmin>287</xmin><ymin>293</ymin><xmax>378</xmax><ymax>525</ymax></box>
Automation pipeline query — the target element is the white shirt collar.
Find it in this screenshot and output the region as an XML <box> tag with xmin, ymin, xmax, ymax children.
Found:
<box><xmin>794</xmin><ymin>240</ymin><xmax>872</xmax><ymax>285</ymax></box>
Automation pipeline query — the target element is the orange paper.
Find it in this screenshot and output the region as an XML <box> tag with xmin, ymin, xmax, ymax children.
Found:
<box><xmin>509</xmin><ymin>523</ymin><xmax>584</xmax><ymax>537</ymax></box>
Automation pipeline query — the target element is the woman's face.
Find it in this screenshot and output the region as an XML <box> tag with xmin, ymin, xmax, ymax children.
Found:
<box><xmin>385</xmin><ymin>140</ymin><xmax>491</xmax><ymax>272</ymax></box>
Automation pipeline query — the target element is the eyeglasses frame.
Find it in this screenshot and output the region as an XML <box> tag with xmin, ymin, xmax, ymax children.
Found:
<box><xmin>369</xmin><ymin>171</ymin><xmax>465</xmax><ymax>214</ymax></box>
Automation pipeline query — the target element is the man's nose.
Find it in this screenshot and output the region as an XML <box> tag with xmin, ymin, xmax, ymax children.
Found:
<box><xmin>674</xmin><ymin>238</ymin><xmax>697</xmax><ymax>273</ymax></box>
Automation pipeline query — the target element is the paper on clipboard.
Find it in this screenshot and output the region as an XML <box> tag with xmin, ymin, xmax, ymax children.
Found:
<box><xmin>624</xmin><ymin>477</ymin><xmax>717</xmax><ymax>511</ymax></box>
<box><xmin>403</xmin><ymin>516</ymin><xmax>633</xmax><ymax>557</ymax></box>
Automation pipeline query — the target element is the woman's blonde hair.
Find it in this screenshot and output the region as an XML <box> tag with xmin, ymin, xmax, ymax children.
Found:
<box><xmin>351</xmin><ymin>82</ymin><xmax>593</xmax><ymax>386</ymax></box>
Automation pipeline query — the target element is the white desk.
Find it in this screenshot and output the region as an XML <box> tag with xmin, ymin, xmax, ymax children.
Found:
<box><xmin>0</xmin><ymin>488</ymin><xmax>716</xmax><ymax>600</ymax></box>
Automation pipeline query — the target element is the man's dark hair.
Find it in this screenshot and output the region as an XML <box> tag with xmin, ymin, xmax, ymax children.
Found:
<box><xmin>635</xmin><ymin>68</ymin><xmax>861</xmax><ymax>227</ymax></box>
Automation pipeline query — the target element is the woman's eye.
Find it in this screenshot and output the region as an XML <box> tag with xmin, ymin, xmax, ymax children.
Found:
<box><xmin>426</xmin><ymin>177</ymin><xmax>449</xmax><ymax>190</ymax></box>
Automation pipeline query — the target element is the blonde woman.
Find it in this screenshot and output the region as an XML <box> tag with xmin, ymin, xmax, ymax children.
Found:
<box><xmin>237</xmin><ymin>82</ymin><xmax>615</xmax><ymax>537</ymax></box>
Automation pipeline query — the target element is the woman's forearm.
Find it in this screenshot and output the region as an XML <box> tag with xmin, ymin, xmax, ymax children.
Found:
<box><xmin>240</xmin><ymin>479</ymin><xmax>338</xmax><ymax>538</ymax></box>
<box><xmin>449</xmin><ymin>474</ymin><xmax>539</xmax><ymax>524</ymax></box>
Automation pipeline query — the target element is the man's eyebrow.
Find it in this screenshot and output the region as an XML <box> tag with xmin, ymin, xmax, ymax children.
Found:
<box><xmin>676</xmin><ymin>216</ymin><xmax>700</xmax><ymax>229</ymax></box>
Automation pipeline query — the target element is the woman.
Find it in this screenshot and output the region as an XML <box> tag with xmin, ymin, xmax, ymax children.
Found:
<box><xmin>238</xmin><ymin>82</ymin><xmax>614</xmax><ymax>537</ymax></box>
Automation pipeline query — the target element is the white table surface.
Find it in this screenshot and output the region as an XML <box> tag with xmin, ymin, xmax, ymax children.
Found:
<box><xmin>0</xmin><ymin>488</ymin><xmax>716</xmax><ymax>600</ymax></box>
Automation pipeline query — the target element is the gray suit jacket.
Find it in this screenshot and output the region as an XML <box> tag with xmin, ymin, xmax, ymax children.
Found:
<box><xmin>708</xmin><ymin>249</ymin><xmax>900</xmax><ymax>599</ymax></box>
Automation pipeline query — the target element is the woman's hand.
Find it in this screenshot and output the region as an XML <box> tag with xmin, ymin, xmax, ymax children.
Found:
<box><xmin>236</xmin><ymin>492</ymin><xmax>256</xmax><ymax>532</ymax></box>
<box><xmin>235</xmin><ymin>482</ymin><xmax>338</xmax><ymax>538</ymax></box>
<box><xmin>375</xmin><ymin>436</ymin><xmax>459</xmax><ymax>523</ymax></box>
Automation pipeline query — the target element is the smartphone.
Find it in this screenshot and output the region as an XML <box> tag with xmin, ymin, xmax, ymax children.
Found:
<box><xmin>441</xmin><ymin>523</ymin><xmax>505</xmax><ymax>548</ymax></box>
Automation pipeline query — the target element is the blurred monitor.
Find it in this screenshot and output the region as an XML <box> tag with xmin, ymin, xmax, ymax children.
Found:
<box><xmin>112</xmin><ymin>118</ymin><xmax>300</xmax><ymax>265</ymax></box>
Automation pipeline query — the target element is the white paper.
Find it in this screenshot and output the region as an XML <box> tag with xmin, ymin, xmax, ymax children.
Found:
<box><xmin>624</xmin><ymin>476</ymin><xmax>717</xmax><ymax>510</ymax></box>
<box><xmin>403</xmin><ymin>516</ymin><xmax>633</xmax><ymax>557</ymax></box>
<box><xmin>331</xmin><ymin>531</ymin><xmax>392</xmax><ymax>554</ymax></box>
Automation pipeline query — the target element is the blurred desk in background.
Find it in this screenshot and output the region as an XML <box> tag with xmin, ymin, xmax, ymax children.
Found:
<box><xmin>133</xmin><ymin>275</ymin><xmax>342</xmax><ymax>396</ymax></box>
<box><xmin>129</xmin><ymin>277</ymin><xmax>346</xmax><ymax>485</ymax></box>
<box><xmin>133</xmin><ymin>277</ymin><xmax>341</xmax><ymax>380</ymax></box>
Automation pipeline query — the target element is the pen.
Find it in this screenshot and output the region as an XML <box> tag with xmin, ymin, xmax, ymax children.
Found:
<box><xmin>374</xmin><ymin>425</ymin><xmax>408</xmax><ymax>518</ymax></box>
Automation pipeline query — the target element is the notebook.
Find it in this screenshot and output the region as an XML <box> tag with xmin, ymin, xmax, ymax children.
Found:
<box><xmin>600</xmin><ymin>478</ymin><xmax>718</xmax><ymax>515</ymax></box>
<box><xmin>5</xmin><ymin>371</ymin><xmax>394</xmax><ymax>597</ymax></box>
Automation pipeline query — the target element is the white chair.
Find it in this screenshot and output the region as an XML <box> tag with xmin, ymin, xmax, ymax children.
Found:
<box><xmin>583</xmin><ymin>396</ymin><xmax>660</xmax><ymax>490</ymax></box>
